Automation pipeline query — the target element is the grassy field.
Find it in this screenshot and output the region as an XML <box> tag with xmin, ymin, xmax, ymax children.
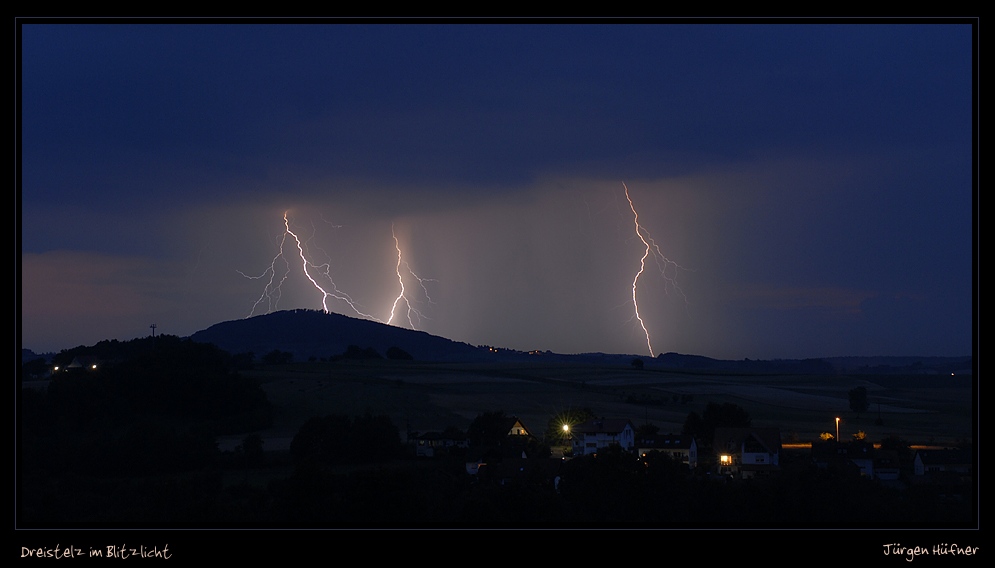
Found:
<box><xmin>242</xmin><ymin>359</ymin><xmax>974</xmax><ymax>449</ymax></box>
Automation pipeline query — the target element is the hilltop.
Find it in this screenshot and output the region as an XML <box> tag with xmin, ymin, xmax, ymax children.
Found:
<box><xmin>26</xmin><ymin>309</ymin><xmax>972</xmax><ymax>374</ymax></box>
<box><xmin>188</xmin><ymin>310</ymin><xmax>971</xmax><ymax>373</ymax></box>
<box><xmin>189</xmin><ymin>309</ymin><xmax>485</xmax><ymax>363</ymax></box>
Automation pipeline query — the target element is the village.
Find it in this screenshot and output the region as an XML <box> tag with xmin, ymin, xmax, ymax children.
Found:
<box><xmin>20</xmin><ymin>337</ymin><xmax>974</xmax><ymax>525</ymax></box>
<box><xmin>407</xmin><ymin>412</ymin><xmax>971</xmax><ymax>490</ymax></box>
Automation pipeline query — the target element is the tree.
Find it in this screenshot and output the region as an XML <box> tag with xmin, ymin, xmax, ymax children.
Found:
<box><xmin>467</xmin><ymin>411</ymin><xmax>510</xmax><ymax>447</ymax></box>
<box><xmin>262</xmin><ymin>349</ymin><xmax>293</xmax><ymax>365</ymax></box>
<box><xmin>441</xmin><ymin>425</ymin><xmax>465</xmax><ymax>439</ymax></box>
<box><xmin>683</xmin><ymin>402</ymin><xmax>752</xmax><ymax>447</ymax></box>
<box><xmin>338</xmin><ymin>345</ymin><xmax>383</xmax><ymax>360</ymax></box>
<box><xmin>879</xmin><ymin>435</ymin><xmax>914</xmax><ymax>479</ymax></box>
<box><xmin>635</xmin><ymin>422</ymin><xmax>660</xmax><ymax>439</ymax></box>
<box><xmin>21</xmin><ymin>358</ymin><xmax>49</xmax><ymax>380</ymax></box>
<box><xmin>351</xmin><ymin>413</ymin><xmax>403</xmax><ymax>462</ymax></box>
<box><xmin>290</xmin><ymin>414</ymin><xmax>351</xmax><ymax>465</ymax></box>
<box><xmin>681</xmin><ymin>411</ymin><xmax>704</xmax><ymax>439</ymax></box>
<box><xmin>231</xmin><ymin>351</ymin><xmax>256</xmax><ymax>370</ymax></box>
<box><xmin>849</xmin><ymin>386</ymin><xmax>869</xmax><ymax>418</ymax></box>
<box><xmin>546</xmin><ymin>407</ymin><xmax>596</xmax><ymax>443</ymax></box>
<box><xmin>386</xmin><ymin>346</ymin><xmax>414</xmax><ymax>360</ymax></box>
<box><xmin>703</xmin><ymin>402</ymin><xmax>752</xmax><ymax>428</ymax></box>
<box><xmin>630</xmin><ymin>358</ymin><xmax>644</xmax><ymax>369</ymax></box>
<box><xmin>239</xmin><ymin>433</ymin><xmax>265</xmax><ymax>467</ymax></box>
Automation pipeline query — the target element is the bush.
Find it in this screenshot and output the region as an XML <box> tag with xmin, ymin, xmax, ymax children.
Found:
<box><xmin>386</xmin><ymin>346</ymin><xmax>414</xmax><ymax>360</ymax></box>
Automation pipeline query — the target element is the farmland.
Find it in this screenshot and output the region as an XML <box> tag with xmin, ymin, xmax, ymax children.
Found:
<box><xmin>241</xmin><ymin>359</ymin><xmax>974</xmax><ymax>450</ymax></box>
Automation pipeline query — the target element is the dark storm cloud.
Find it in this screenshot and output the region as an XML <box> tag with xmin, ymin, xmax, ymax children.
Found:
<box><xmin>19</xmin><ymin>21</ymin><xmax>974</xmax><ymax>358</ymax></box>
<box><xmin>23</xmin><ymin>24</ymin><xmax>969</xmax><ymax>205</ymax></box>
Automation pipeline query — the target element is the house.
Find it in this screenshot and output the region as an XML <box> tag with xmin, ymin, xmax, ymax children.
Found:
<box><xmin>873</xmin><ymin>450</ymin><xmax>902</xmax><ymax>481</ymax></box>
<box><xmin>504</xmin><ymin>416</ymin><xmax>533</xmax><ymax>438</ymax></box>
<box><xmin>570</xmin><ymin>418</ymin><xmax>635</xmax><ymax>456</ymax></box>
<box><xmin>410</xmin><ymin>430</ymin><xmax>468</xmax><ymax>458</ymax></box>
<box><xmin>635</xmin><ymin>434</ymin><xmax>698</xmax><ymax>469</ymax></box>
<box><xmin>811</xmin><ymin>439</ymin><xmax>876</xmax><ymax>477</ymax></box>
<box><xmin>712</xmin><ymin>427</ymin><xmax>781</xmax><ymax>479</ymax></box>
<box><xmin>811</xmin><ymin>441</ymin><xmax>903</xmax><ymax>482</ymax></box>
<box><xmin>914</xmin><ymin>448</ymin><xmax>972</xmax><ymax>479</ymax></box>
<box><xmin>465</xmin><ymin>415</ymin><xmax>537</xmax><ymax>474</ymax></box>
<box><xmin>55</xmin><ymin>356</ymin><xmax>101</xmax><ymax>374</ymax></box>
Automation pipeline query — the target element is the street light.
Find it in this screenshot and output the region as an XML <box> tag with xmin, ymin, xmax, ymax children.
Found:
<box><xmin>835</xmin><ymin>417</ymin><xmax>840</xmax><ymax>443</ymax></box>
<box><xmin>560</xmin><ymin>424</ymin><xmax>573</xmax><ymax>457</ymax></box>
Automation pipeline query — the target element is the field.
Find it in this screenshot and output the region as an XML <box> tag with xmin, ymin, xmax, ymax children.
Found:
<box><xmin>230</xmin><ymin>359</ymin><xmax>974</xmax><ymax>450</ymax></box>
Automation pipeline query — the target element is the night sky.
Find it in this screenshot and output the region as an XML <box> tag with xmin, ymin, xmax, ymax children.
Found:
<box><xmin>18</xmin><ymin>22</ymin><xmax>976</xmax><ymax>360</ymax></box>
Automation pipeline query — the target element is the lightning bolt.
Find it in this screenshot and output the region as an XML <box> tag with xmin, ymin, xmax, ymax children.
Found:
<box><xmin>283</xmin><ymin>212</ymin><xmax>383</xmax><ymax>320</ymax></box>
<box><xmin>387</xmin><ymin>224</ymin><xmax>435</xmax><ymax>329</ymax></box>
<box><xmin>239</xmin><ymin>212</ymin><xmax>381</xmax><ymax>321</ymax></box>
<box><xmin>623</xmin><ymin>182</ymin><xmax>690</xmax><ymax>356</ymax></box>
<box><xmin>237</xmin><ymin>227</ymin><xmax>292</xmax><ymax>317</ymax></box>
<box><xmin>240</xmin><ymin>212</ymin><xmax>435</xmax><ymax>330</ymax></box>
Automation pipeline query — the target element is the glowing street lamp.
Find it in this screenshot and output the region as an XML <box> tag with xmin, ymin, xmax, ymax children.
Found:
<box><xmin>835</xmin><ymin>417</ymin><xmax>841</xmax><ymax>443</ymax></box>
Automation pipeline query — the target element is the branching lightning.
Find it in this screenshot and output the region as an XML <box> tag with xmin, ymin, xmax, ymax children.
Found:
<box><xmin>284</xmin><ymin>213</ymin><xmax>383</xmax><ymax>320</ymax></box>
<box><xmin>387</xmin><ymin>224</ymin><xmax>435</xmax><ymax>329</ymax></box>
<box><xmin>623</xmin><ymin>182</ymin><xmax>690</xmax><ymax>356</ymax></box>
<box><xmin>237</xmin><ymin>227</ymin><xmax>292</xmax><ymax>317</ymax></box>
<box><xmin>240</xmin><ymin>212</ymin><xmax>434</xmax><ymax>330</ymax></box>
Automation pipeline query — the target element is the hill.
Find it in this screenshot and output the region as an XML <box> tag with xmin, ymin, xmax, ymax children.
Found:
<box><xmin>25</xmin><ymin>309</ymin><xmax>972</xmax><ymax>373</ymax></box>
<box><xmin>189</xmin><ymin>309</ymin><xmax>485</xmax><ymax>363</ymax></box>
<box><xmin>185</xmin><ymin>310</ymin><xmax>972</xmax><ymax>372</ymax></box>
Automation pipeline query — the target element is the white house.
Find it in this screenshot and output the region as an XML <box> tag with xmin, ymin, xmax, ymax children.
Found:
<box><xmin>570</xmin><ymin>418</ymin><xmax>635</xmax><ymax>456</ymax></box>
<box><xmin>914</xmin><ymin>448</ymin><xmax>972</xmax><ymax>477</ymax></box>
